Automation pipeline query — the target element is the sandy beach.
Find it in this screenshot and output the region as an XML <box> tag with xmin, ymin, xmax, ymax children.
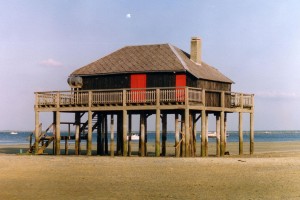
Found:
<box><xmin>1</xmin><ymin>142</ymin><xmax>300</xmax><ymax>199</ymax></box>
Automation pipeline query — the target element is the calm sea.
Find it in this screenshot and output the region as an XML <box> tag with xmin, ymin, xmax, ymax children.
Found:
<box><xmin>1</xmin><ymin>130</ymin><xmax>300</xmax><ymax>145</ymax></box>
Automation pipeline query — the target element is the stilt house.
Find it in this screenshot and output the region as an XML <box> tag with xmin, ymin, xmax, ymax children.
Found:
<box><xmin>31</xmin><ymin>37</ymin><xmax>254</xmax><ymax>157</ymax></box>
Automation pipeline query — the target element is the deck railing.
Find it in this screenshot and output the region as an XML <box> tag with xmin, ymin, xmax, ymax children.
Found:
<box><xmin>35</xmin><ymin>87</ymin><xmax>253</xmax><ymax>109</ymax></box>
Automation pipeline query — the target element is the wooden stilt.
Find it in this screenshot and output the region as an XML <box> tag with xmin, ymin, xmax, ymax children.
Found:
<box><xmin>55</xmin><ymin>111</ymin><xmax>61</xmax><ymax>155</ymax></box>
<box><xmin>117</xmin><ymin>113</ymin><xmax>123</xmax><ymax>155</ymax></box>
<box><xmin>192</xmin><ymin>113</ymin><xmax>197</xmax><ymax>156</ymax></box>
<box><xmin>155</xmin><ymin>108</ymin><xmax>161</xmax><ymax>157</ymax></box>
<box><xmin>65</xmin><ymin>124</ymin><xmax>70</xmax><ymax>155</ymax></box>
<box><xmin>162</xmin><ymin>113</ymin><xmax>167</xmax><ymax>156</ymax></box>
<box><xmin>140</xmin><ymin>113</ymin><xmax>145</xmax><ymax>157</ymax></box>
<box><xmin>123</xmin><ymin>110</ymin><xmax>128</xmax><ymax>156</ymax></box>
<box><xmin>34</xmin><ymin>110</ymin><xmax>40</xmax><ymax>154</ymax></box>
<box><xmin>220</xmin><ymin>111</ymin><xmax>225</xmax><ymax>156</ymax></box>
<box><xmin>87</xmin><ymin>110</ymin><xmax>92</xmax><ymax>156</ymax></box>
<box><xmin>104</xmin><ymin>114</ymin><xmax>108</xmax><ymax>155</ymax></box>
<box><xmin>101</xmin><ymin>114</ymin><xmax>105</xmax><ymax>155</ymax></box>
<box><xmin>205</xmin><ymin>113</ymin><xmax>208</xmax><ymax>157</ymax></box>
<box><xmin>75</xmin><ymin>112</ymin><xmax>80</xmax><ymax>155</ymax></box>
<box><xmin>201</xmin><ymin>110</ymin><xmax>206</xmax><ymax>157</ymax></box>
<box><xmin>224</xmin><ymin>113</ymin><xmax>227</xmax><ymax>152</ymax></box>
<box><xmin>185</xmin><ymin>109</ymin><xmax>190</xmax><ymax>157</ymax></box>
<box><xmin>216</xmin><ymin>113</ymin><xmax>221</xmax><ymax>157</ymax></box>
<box><xmin>145</xmin><ymin>114</ymin><xmax>148</xmax><ymax>156</ymax></box>
<box><xmin>128</xmin><ymin>114</ymin><xmax>132</xmax><ymax>156</ymax></box>
<box><xmin>181</xmin><ymin>114</ymin><xmax>186</xmax><ymax>157</ymax></box>
<box><xmin>155</xmin><ymin>89</ymin><xmax>161</xmax><ymax>157</ymax></box>
<box><xmin>175</xmin><ymin>113</ymin><xmax>180</xmax><ymax>157</ymax></box>
<box><xmin>110</xmin><ymin>114</ymin><xmax>114</xmax><ymax>157</ymax></box>
<box><xmin>250</xmin><ymin>112</ymin><xmax>254</xmax><ymax>155</ymax></box>
<box><xmin>97</xmin><ymin>113</ymin><xmax>101</xmax><ymax>155</ymax></box>
<box><xmin>239</xmin><ymin>112</ymin><xmax>243</xmax><ymax>155</ymax></box>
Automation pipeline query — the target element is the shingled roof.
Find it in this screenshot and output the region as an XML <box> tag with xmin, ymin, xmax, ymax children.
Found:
<box><xmin>71</xmin><ymin>44</ymin><xmax>233</xmax><ymax>83</ymax></box>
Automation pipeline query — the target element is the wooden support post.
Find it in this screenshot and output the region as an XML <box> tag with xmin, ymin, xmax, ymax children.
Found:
<box><xmin>224</xmin><ymin>113</ymin><xmax>227</xmax><ymax>151</ymax></box>
<box><xmin>75</xmin><ymin>112</ymin><xmax>80</xmax><ymax>155</ymax></box>
<box><xmin>220</xmin><ymin>111</ymin><xmax>225</xmax><ymax>156</ymax></box>
<box><xmin>162</xmin><ymin>113</ymin><xmax>167</xmax><ymax>156</ymax></box>
<box><xmin>123</xmin><ymin>110</ymin><xmax>128</xmax><ymax>156</ymax></box>
<box><xmin>110</xmin><ymin>114</ymin><xmax>114</xmax><ymax>157</ymax></box>
<box><xmin>101</xmin><ymin>114</ymin><xmax>105</xmax><ymax>155</ymax></box>
<box><xmin>117</xmin><ymin>113</ymin><xmax>122</xmax><ymax>155</ymax></box>
<box><xmin>104</xmin><ymin>114</ymin><xmax>108</xmax><ymax>155</ymax></box>
<box><xmin>155</xmin><ymin>88</ymin><xmax>161</xmax><ymax>157</ymax></box>
<box><xmin>128</xmin><ymin>114</ymin><xmax>132</xmax><ymax>156</ymax></box>
<box><xmin>34</xmin><ymin>110</ymin><xmax>40</xmax><ymax>154</ymax></box>
<box><xmin>175</xmin><ymin>113</ymin><xmax>180</xmax><ymax>157</ymax></box>
<box><xmin>205</xmin><ymin>113</ymin><xmax>208</xmax><ymax>156</ymax></box>
<box><xmin>201</xmin><ymin>110</ymin><xmax>206</xmax><ymax>157</ymax></box>
<box><xmin>250</xmin><ymin>112</ymin><xmax>254</xmax><ymax>155</ymax></box>
<box><xmin>55</xmin><ymin>111</ymin><xmax>61</xmax><ymax>155</ymax></box>
<box><xmin>145</xmin><ymin>115</ymin><xmax>148</xmax><ymax>156</ymax></box>
<box><xmin>97</xmin><ymin>113</ymin><xmax>101</xmax><ymax>155</ymax></box>
<box><xmin>140</xmin><ymin>113</ymin><xmax>145</xmax><ymax>157</ymax></box>
<box><xmin>185</xmin><ymin>109</ymin><xmax>190</xmax><ymax>157</ymax></box>
<box><xmin>216</xmin><ymin>113</ymin><xmax>221</xmax><ymax>157</ymax></box>
<box><xmin>181</xmin><ymin>114</ymin><xmax>186</xmax><ymax>157</ymax></box>
<box><xmin>192</xmin><ymin>113</ymin><xmax>197</xmax><ymax>156</ymax></box>
<box><xmin>65</xmin><ymin>124</ymin><xmax>70</xmax><ymax>155</ymax></box>
<box><xmin>87</xmin><ymin>110</ymin><xmax>92</xmax><ymax>156</ymax></box>
<box><xmin>239</xmin><ymin>112</ymin><xmax>243</xmax><ymax>155</ymax></box>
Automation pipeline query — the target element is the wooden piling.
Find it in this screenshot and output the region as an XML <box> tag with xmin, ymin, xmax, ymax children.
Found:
<box><xmin>87</xmin><ymin>110</ymin><xmax>92</xmax><ymax>156</ymax></box>
<box><xmin>185</xmin><ymin>109</ymin><xmax>190</xmax><ymax>157</ymax></box>
<box><xmin>104</xmin><ymin>114</ymin><xmax>108</xmax><ymax>155</ymax></box>
<box><xmin>55</xmin><ymin>111</ymin><xmax>61</xmax><ymax>155</ymax></box>
<box><xmin>175</xmin><ymin>113</ymin><xmax>180</xmax><ymax>157</ymax></box>
<box><xmin>201</xmin><ymin>110</ymin><xmax>206</xmax><ymax>157</ymax></box>
<box><xmin>220</xmin><ymin>111</ymin><xmax>225</xmax><ymax>156</ymax></box>
<box><xmin>34</xmin><ymin>110</ymin><xmax>39</xmax><ymax>154</ymax></box>
<box><xmin>216</xmin><ymin>113</ymin><xmax>220</xmax><ymax>157</ymax></box>
<box><xmin>239</xmin><ymin>112</ymin><xmax>243</xmax><ymax>155</ymax></box>
<box><xmin>162</xmin><ymin>113</ymin><xmax>167</xmax><ymax>156</ymax></box>
<box><xmin>205</xmin><ymin>113</ymin><xmax>208</xmax><ymax>156</ymax></box>
<box><xmin>181</xmin><ymin>114</ymin><xmax>186</xmax><ymax>157</ymax></box>
<box><xmin>250</xmin><ymin>112</ymin><xmax>254</xmax><ymax>154</ymax></box>
<box><xmin>123</xmin><ymin>110</ymin><xmax>128</xmax><ymax>156</ymax></box>
<box><xmin>155</xmin><ymin>89</ymin><xmax>161</xmax><ymax>157</ymax></box>
<box><xmin>97</xmin><ymin>113</ymin><xmax>102</xmax><ymax>155</ymax></box>
<box><xmin>75</xmin><ymin>112</ymin><xmax>80</xmax><ymax>155</ymax></box>
<box><xmin>110</xmin><ymin>114</ymin><xmax>114</xmax><ymax>157</ymax></box>
<box><xmin>140</xmin><ymin>113</ymin><xmax>145</xmax><ymax>157</ymax></box>
<box><xmin>128</xmin><ymin>114</ymin><xmax>132</xmax><ymax>156</ymax></box>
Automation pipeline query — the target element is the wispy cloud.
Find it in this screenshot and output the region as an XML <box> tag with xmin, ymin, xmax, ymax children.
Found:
<box><xmin>256</xmin><ymin>91</ymin><xmax>300</xmax><ymax>99</ymax></box>
<box><xmin>39</xmin><ymin>58</ymin><xmax>63</xmax><ymax>68</ymax></box>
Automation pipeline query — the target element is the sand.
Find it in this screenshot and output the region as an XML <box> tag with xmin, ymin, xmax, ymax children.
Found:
<box><xmin>0</xmin><ymin>142</ymin><xmax>300</xmax><ymax>199</ymax></box>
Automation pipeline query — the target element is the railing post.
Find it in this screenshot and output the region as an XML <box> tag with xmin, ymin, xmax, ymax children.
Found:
<box><xmin>56</xmin><ymin>92</ymin><xmax>60</xmax><ymax>108</ymax></box>
<box><xmin>123</xmin><ymin>89</ymin><xmax>126</xmax><ymax>106</ymax></box>
<box><xmin>185</xmin><ymin>87</ymin><xmax>189</xmax><ymax>106</ymax></box>
<box><xmin>202</xmin><ymin>89</ymin><xmax>206</xmax><ymax>106</ymax></box>
<box><xmin>240</xmin><ymin>93</ymin><xmax>244</xmax><ymax>108</ymax></box>
<box><xmin>88</xmin><ymin>91</ymin><xmax>92</xmax><ymax>108</ymax></box>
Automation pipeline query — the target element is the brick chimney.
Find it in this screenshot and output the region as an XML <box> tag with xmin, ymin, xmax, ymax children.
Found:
<box><xmin>190</xmin><ymin>37</ymin><xmax>202</xmax><ymax>64</ymax></box>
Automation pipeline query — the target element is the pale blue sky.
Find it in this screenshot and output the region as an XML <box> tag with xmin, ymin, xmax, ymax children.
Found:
<box><xmin>1</xmin><ymin>0</ymin><xmax>300</xmax><ymax>130</ymax></box>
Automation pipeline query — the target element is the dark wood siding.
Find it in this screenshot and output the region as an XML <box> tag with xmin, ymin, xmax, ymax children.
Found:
<box><xmin>81</xmin><ymin>74</ymin><xmax>130</xmax><ymax>90</ymax></box>
<box><xmin>197</xmin><ymin>80</ymin><xmax>231</xmax><ymax>91</ymax></box>
<box><xmin>146</xmin><ymin>73</ymin><xmax>175</xmax><ymax>88</ymax></box>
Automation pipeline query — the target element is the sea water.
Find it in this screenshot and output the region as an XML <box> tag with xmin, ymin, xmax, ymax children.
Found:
<box><xmin>1</xmin><ymin>130</ymin><xmax>300</xmax><ymax>145</ymax></box>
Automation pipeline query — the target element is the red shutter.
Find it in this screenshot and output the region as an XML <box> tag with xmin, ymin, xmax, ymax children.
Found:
<box><xmin>176</xmin><ymin>74</ymin><xmax>186</xmax><ymax>102</ymax></box>
<box><xmin>130</xmin><ymin>74</ymin><xmax>146</xmax><ymax>102</ymax></box>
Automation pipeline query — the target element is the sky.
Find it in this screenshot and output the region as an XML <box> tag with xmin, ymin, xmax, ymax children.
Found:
<box><xmin>1</xmin><ymin>0</ymin><xmax>300</xmax><ymax>131</ymax></box>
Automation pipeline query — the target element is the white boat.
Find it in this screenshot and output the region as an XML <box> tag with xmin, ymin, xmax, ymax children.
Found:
<box><xmin>207</xmin><ymin>132</ymin><xmax>229</xmax><ymax>138</ymax></box>
<box><xmin>127</xmin><ymin>134</ymin><xmax>139</xmax><ymax>140</ymax></box>
<box><xmin>10</xmin><ymin>131</ymin><xmax>18</xmax><ymax>135</ymax></box>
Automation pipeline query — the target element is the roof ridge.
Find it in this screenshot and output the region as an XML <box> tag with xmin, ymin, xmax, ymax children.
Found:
<box><xmin>168</xmin><ymin>44</ymin><xmax>189</xmax><ymax>71</ymax></box>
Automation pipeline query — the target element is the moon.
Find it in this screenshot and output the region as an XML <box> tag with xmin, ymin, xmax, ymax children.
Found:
<box><xmin>126</xmin><ymin>13</ymin><xmax>131</xmax><ymax>19</ymax></box>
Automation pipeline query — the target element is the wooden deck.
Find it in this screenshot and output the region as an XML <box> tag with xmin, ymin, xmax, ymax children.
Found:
<box><xmin>35</xmin><ymin>87</ymin><xmax>254</xmax><ymax>112</ymax></box>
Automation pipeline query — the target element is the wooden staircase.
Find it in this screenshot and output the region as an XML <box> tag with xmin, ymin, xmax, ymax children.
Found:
<box><xmin>28</xmin><ymin>112</ymin><xmax>99</xmax><ymax>155</ymax></box>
